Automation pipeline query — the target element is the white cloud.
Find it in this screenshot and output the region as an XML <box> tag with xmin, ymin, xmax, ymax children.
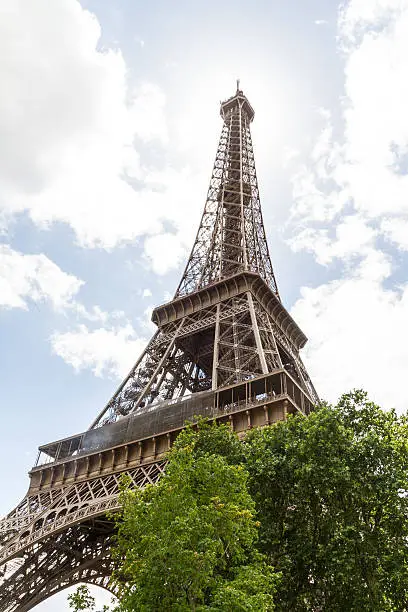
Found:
<box><xmin>289</xmin><ymin>216</ymin><xmax>377</xmax><ymax>265</ymax></box>
<box><xmin>51</xmin><ymin>323</ymin><xmax>147</xmax><ymax>378</ymax></box>
<box><xmin>282</xmin><ymin>147</ymin><xmax>300</xmax><ymax>168</ymax></box>
<box><xmin>144</xmin><ymin>233</ymin><xmax>187</xmax><ymax>275</ymax></box>
<box><xmin>71</xmin><ymin>303</ymin><xmax>110</xmax><ymax>323</ymax></box>
<box><xmin>0</xmin><ymin>0</ymin><xmax>198</xmax><ymax>273</ymax></box>
<box><xmin>142</xmin><ymin>288</ymin><xmax>152</xmax><ymax>298</ymax></box>
<box><xmin>290</xmin><ymin>118</ymin><xmax>347</xmax><ymax>225</ymax></box>
<box><xmin>130</xmin><ymin>83</ymin><xmax>167</xmax><ymax>143</ymax></box>
<box><xmin>291</xmin><ymin>0</ymin><xmax>408</xmax><ymax>247</ymax></box>
<box><xmin>381</xmin><ymin>217</ymin><xmax>408</xmax><ymax>250</ymax></box>
<box><xmin>339</xmin><ymin>0</ymin><xmax>405</xmax><ymax>42</ymax></box>
<box><xmin>0</xmin><ymin>243</ymin><xmax>146</xmax><ymax>379</ymax></box>
<box><xmin>137</xmin><ymin>305</ymin><xmax>156</xmax><ymax>335</ymax></box>
<box><xmin>314</xmin><ymin>19</ymin><xmax>328</xmax><ymax>25</ymax></box>
<box><xmin>50</xmin><ymin>302</ymin><xmax>155</xmax><ymax>380</ymax></box>
<box><xmin>0</xmin><ymin>244</ymin><xmax>82</xmax><ymax>310</ymax></box>
<box><xmin>288</xmin><ymin>0</ymin><xmax>408</xmax><ymax>411</ymax></box>
<box><xmin>293</xmin><ymin>249</ymin><xmax>408</xmax><ymax>411</ymax></box>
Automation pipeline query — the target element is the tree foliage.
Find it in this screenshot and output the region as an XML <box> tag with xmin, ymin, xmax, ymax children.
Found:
<box><xmin>111</xmin><ymin>421</ymin><xmax>278</xmax><ymax>611</ymax></box>
<box><xmin>69</xmin><ymin>392</ymin><xmax>408</xmax><ymax>612</ymax></box>
<box><xmin>246</xmin><ymin>391</ymin><xmax>408</xmax><ymax>611</ymax></box>
<box><xmin>67</xmin><ymin>584</ymin><xmax>109</xmax><ymax>611</ymax></box>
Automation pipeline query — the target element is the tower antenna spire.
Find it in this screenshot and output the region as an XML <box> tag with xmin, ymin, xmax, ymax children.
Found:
<box><xmin>236</xmin><ymin>78</ymin><xmax>240</xmax><ymax>92</ymax></box>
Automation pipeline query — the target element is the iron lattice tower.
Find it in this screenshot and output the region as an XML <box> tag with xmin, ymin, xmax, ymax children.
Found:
<box><xmin>0</xmin><ymin>86</ymin><xmax>318</xmax><ymax>611</ymax></box>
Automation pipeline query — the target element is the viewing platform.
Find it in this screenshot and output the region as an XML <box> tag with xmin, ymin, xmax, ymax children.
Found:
<box><xmin>29</xmin><ymin>369</ymin><xmax>313</xmax><ymax>494</ymax></box>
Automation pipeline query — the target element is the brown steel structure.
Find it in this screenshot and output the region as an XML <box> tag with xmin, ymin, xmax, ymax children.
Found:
<box><xmin>0</xmin><ymin>85</ymin><xmax>318</xmax><ymax>610</ymax></box>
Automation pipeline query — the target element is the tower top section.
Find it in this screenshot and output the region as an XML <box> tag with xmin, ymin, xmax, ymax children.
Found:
<box><xmin>220</xmin><ymin>82</ymin><xmax>255</xmax><ymax>122</ymax></box>
<box><xmin>175</xmin><ymin>83</ymin><xmax>278</xmax><ymax>298</ymax></box>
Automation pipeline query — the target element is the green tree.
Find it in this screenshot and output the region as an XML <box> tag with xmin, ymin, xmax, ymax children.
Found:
<box><xmin>111</xmin><ymin>421</ymin><xmax>278</xmax><ymax>611</ymax></box>
<box><xmin>245</xmin><ymin>391</ymin><xmax>408</xmax><ymax>611</ymax></box>
<box><xmin>70</xmin><ymin>393</ymin><xmax>408</xmax><ymax>612</ymax></box>
<box><xmin>67</xmin><ymin>584</ymin><xmax>109</xmax><ymax>611</ymax></box>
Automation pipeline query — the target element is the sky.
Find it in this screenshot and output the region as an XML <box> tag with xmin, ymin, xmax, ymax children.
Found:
<box><xmin>1</xmin><ymin>0</ymin><xmax>408</xmax><ymax>609</ymax></box>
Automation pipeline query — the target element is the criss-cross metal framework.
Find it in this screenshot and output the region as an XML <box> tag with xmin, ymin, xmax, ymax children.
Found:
<box><xmin>0</xmin><ymin>86</ymin><xmax>318</xmax><ymax>611</ymax></box>
<box><xmin>0</xmin><ymin>463</ymin><xmax>164</xmax><ymax>611</ymax></box>
<box><xmin>89</xmin><ymin>88</ymin><xmax>316</xmax><ymax>429</ymax></box>
<box><xmin>176</xmin><ymin>90</ymin><xmax>278</xmax><ymax>297</ymax></box>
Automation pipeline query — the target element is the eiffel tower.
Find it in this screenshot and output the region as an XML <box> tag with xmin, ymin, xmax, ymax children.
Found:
<box><xmin>0</xmin><ymin>84</ymin><xmax>318</xmax><ymax>611</ymax></box>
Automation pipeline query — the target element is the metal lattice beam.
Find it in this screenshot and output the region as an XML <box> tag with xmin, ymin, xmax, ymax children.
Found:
<box><xmin>176</xmin><ymin>89</ymin><xmax>279</xmax><ymax>297</ymax></box>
